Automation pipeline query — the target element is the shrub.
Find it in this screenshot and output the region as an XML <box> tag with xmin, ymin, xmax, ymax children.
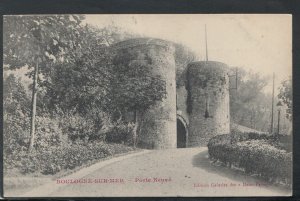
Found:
<box><xmin>61</xmin><ymin>114</ymin><xmax>96</xmax><ymax>141</ymax></box>
<box><xmin>35</xmin><ymin>116</ymin><xmax>67</xmax><ymax>150</ymax></box>
<box><xmin>3</xmin><ymin>113</ymin><xmax>30</xmax><ymax>172</ymax></box>
<box><xmin>3</xmin><ymin>113</ymin><xmax>30</xmax><ymax>151</ymax></box>
<box><xmin>14</xmin><ymin>141</ymin><xmax>134</xmax><ymax>175</ymax></box>
<box><xmin>105</xmin><ymin>121</ymin><xmax>135</xmax><ymax>144</ymax></box>
<box><xmin>19</xmin><ymin>150</ymin><xmax>41</xmax><ymax>174</ymax></box>
<box><xmin>4</xmin><ymin>114</ymin><xmax>67</xmax><ymax>172</ymax></box>
<box><xmin>4</xmin><ymin>110</ymin><xmax>134</xmax><ymax>175</ymax></box>
<box><xmin>208</xmin><ymin>133</ymin><xmax>292</xmax><ymax>185</ymax></box>
<box><xmin>59</xmin><ymin>112</ymin><xmax>111</xmax><ymax>142</ymax></box>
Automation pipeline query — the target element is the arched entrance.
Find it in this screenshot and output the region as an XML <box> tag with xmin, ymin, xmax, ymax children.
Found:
<box><xmin>177</xmin><ymin>116</ymin><xmax>188</xmax><ymax>148</ymax></box>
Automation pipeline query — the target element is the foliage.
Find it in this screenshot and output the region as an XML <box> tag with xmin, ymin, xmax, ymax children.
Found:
<box><xmin>3</xmin><ymin>114</ymin><xmax>64</xmax><ymax>170</ymax></box>
<box><xmin>42</xmin><ymin>47</ymin><xmax>114</xmax><ymax>114</ymax></box>
<box><xmin>4</xmin><ymin>15</ymin><xmax>166</xmax><ymax>147</ymax></box>
<box><xmin>3</xmin><ymin>108</ymin><xmax>133</xmax><ymax>175</ymax></box>
<box><xmin>13</xmin><ymin>142</ymin><xmax>134</xmax><ymax>175</ymax></box>
<box><xmin>34</xmin><ymin>116</ymin><xmax>67</xmax><ymax>150</ymax></box>
<box><xmin>229</xmin><ymin>68</ymin><xmax>271</xmax><ymax>131</ymax></box>
<box><xmin>208</xmin><ymin>133</ymin><xmax>292</xmax><ymax>185</ymax></box>
<box><xmin>4</xmin><ymin>15</ymin><xmax>86</xmax><ymax>150</ymax></box>
<box><xmin>174</xmin><ymin>43</ymin><xmax>197</xmax><ymax>85</ymax></box>
<box><xmin>59</xmin><ymin>112</ymin><xmax>112</xmax><ymax>142</ymax></box>
<box><xmin>41</xmin><ymin>24</ymin><xmax>140</xmax><ymax>116</ymax></box>
<box><xmin>3</xmin><ymin>74</ymin><xmax>30</xmax><ymax>116</ymax></box>
<box><xmin>3</xmin><ymin>74</ymin><xmax>31</xmax><ymax>157</ymax></box>
<box><xmin>105</xmin><ymin>121</ymin><xmax>135</xmax><ymax>145</ymax></box>
<box><xmin>278</xmin><ymin>77</ymin><xmax>292</xmax><ymax>121</ymax></box>
<box><xmin>3</xmin><ymin>15</ymin><xmax>85</xmax><ymax>75</ymax></box>
<box><xmin>111</xmin><ymin>48</ymin><xmax>167</xmax><ymax>114</ymax></box>
<box><xmin>3</xmin><ymin>17</ymin><xmax>139</xmax><ymax>177</ymax></box>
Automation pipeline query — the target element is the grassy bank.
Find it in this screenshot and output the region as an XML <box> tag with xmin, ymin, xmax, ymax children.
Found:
<box><xmin>4</xmin><ymin>143</ymin><xmax>139</xmax><ymax>196</ymax></box>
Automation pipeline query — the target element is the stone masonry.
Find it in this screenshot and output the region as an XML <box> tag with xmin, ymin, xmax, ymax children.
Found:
<box><xmin>112</xmin><ymin>38</ymin><xmax>230</xmax><ymax>149</ymax></box>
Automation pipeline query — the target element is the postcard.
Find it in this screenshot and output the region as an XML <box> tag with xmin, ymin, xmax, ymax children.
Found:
<box><xmin>3</xmin><ymin>14</ymin><xmax>292</xmax><ymax>197</ymax></box>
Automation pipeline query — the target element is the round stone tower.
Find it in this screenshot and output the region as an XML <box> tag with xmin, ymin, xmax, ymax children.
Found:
<box><xmin>186</xmin><ymin>61</ymin><xmax>230</xmax><ymax>147</ymax></box>
<box><xmin>112</xmin><ymin>38</ymin><xmax>177</xmax><ymax>149</ymax></box>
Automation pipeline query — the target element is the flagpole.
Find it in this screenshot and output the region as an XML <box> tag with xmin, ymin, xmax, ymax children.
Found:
<box><xmin>205</xmin><ymin>24</ymin><xmax>208</xmax><ymax>61</ymax></box>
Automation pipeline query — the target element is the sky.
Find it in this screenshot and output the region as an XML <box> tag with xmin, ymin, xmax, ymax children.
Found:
<box><xmin>85</xmin><ymin>14</ymin><xmax>292</xmax><ymax>94</ymax></box>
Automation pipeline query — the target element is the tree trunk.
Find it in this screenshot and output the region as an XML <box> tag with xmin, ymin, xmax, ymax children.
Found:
<box><xmin>133</xmin><ymin>110</ymin><xmax>139</xmax><ymax>148</ymax></box>
<box><xmin>250</xmin><ymin>108</ymin><xmax>254</xmax><ymax>128</ymax></box>
<box><xmin>28</xmin><ymin>61</ymin><xmax>39</xmax><ymax>152</ymax></box>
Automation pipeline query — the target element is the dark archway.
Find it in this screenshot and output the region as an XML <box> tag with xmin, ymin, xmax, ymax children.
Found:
<box><xmin>177</xmin><ymin>118</ymin><xmax>187</xmax><ymax>148</ymax></box>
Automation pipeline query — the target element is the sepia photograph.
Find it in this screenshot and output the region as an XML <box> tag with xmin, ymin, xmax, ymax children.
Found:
<box><xmin>3</xmin><ymin>14</ymin><xmax>292</xmax><ymax>197</ymax></box>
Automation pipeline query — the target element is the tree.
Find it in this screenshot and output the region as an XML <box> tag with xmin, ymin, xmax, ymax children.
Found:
<box><xmin>3</xmin><ymin>15</ymin><xmax>85</xmax><ymax>152</ymax></box>
<box><xmin>40</xmin><ymin>24</ymin><xmax>139</xmax><ymax>143</ymax></box>
<box><xmin>43</xmin><ymin>46</ymin><xmax>114</xmax><ymax>115</ymax></box>
<box><xmin>278</xmin><ymin>77</ymin><xmax>292</xmax><ymax>121</ymax></box>
<box><xmin>230</xmin><ymin>68</ymin><xmax>271</xmax><ymax>131</ymax></box>
<box><xmin>111</xmin><ymin>49</ymin><xmax>167</xmax><ymax>147</ymax></box>
<box><xmin>3</xmin><ymin>74</ymin><xmax>31</xmax><ymax>153</ymax></box>
<box><xmin>3</xmin><ymin>74</ymin><xmax>30</xmax><ymax>117</ymax></box>
<box><xmin>42</xmin><ymin>24</ymin><xmax>137</xmax><ymax>115</ymax></box>
<box><xmin>46</xmin><ymin>38</ymin><xmax>167</xmax><ymax>147</ymax></box>
<box><xmin>174</xmin><ymin>43</ymin><xmax>197</xmax><ymax>79</ymax></box>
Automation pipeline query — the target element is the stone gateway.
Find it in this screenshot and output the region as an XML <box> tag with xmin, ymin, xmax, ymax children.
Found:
<box><xmin>112</xmin><ymin>38</ymin><xmax>230</xmax><ymax>149</ymax></box>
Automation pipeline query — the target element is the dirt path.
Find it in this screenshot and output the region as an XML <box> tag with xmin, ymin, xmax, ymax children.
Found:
<box><xmin>19</xmin><ymin>148</ymin><xmax>290</xmax><ymax>197</ymax></box>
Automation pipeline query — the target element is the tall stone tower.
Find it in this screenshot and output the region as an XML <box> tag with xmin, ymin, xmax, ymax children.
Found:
<box><xmin>112</xmin><ymin>38</ymin><xmax>177</xmax><ymax>149</ymax></box>
<box><xmin>186</xmin><ymin>61</ymin><xmax>230</xmax><ymax>146</ymax></box>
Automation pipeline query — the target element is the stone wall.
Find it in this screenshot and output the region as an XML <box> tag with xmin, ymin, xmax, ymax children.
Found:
<box><xmin>186</xmin><ymin>61</ymin><xmax>230</xmax><ymax>146</ymax></box>
<box><xmin>112</xmin><ymin>38</ymin><xmax>231</xmax><ymax>149</ymax></box>
<box><xmin>112</xmin><ymin>38</ymin><xmax>177</xmax><ymax>149</ymax></box>
<box><xmin>176</xmin><ymin>86</ymin><xmax>189</xmax><ymax>125</ymax></box>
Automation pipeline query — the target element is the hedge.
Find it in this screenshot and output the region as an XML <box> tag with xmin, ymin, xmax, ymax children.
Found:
<box><xmin>4</xmin><ymin>110</ymin><xmax>137</xmax><ymax>176</ymax></box>
<box><xmin>207</xmin><ymin>133</ymin><xmax>292</xmax><ymax>185</ymax></box>
<box><xmin>5</xmin><ymin>141</ymin><xmax>134</xmax><ymax>175</ymax></box>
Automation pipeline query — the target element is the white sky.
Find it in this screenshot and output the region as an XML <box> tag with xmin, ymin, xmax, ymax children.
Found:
<box><xmin>85</xmin><ymin>14</ymin><xmax>292</xmax><ymax>94</ymax></box>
